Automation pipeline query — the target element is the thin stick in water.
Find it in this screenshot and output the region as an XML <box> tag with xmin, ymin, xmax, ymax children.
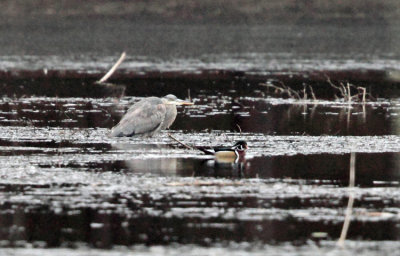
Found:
<box><xmin>98</xmin><ymin>52</ymin><xmax>126</xmax><ymax>84</ymax></box>
<box><xmin>167</xmin><ymin>133</ymin><xmax>193</xmax><ymax>150</ymax></box>
<box><xmin>308</xmin><ymin>85</ymin><xmax>317</xmax><ymax>100</ymax></box>
<box><xmin>358</xmin><ymin>87</ymin><xmax>366</xmax><ymax>103</ymax></box>
<box><xmin>347</xmin><ymin>83</ymin><xmax>352</xmax><ymax>103</ymax></box>
<box><xmin>337</xmin><ymin>152</ymin><xmax>356</xmax><ymax>247</ymax></box>
<box><xmin>236</xmin><ymin>124</ymin><xmax>242</xmax><ymax>134</ymax></box>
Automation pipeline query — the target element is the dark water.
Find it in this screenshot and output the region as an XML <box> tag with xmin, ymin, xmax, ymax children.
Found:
<box><xmin>0</xmin><ymin>76</ymin><xmax>399</xmax><ymax>253</ymax></box>
<box><xmin>0</xmin><ymin>20</ymin><xmax>400</xmax><ymax>254</ymax></box>
<box><xmin>0</xmin><ymin>94</ymin><xmax>399</xmax><ymax>136</ymax></box>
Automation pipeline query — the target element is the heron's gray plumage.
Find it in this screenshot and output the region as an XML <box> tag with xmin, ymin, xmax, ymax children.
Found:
<box><xmin>161</xmin><ymin>95</ymin><xmax>178</xmax><ymax>129</ymax></box>
<box><xmin>111</xmin><ymin>94</ymin><xmax>190</xmax><ymax>137</ymax></box>
<box><xmin>111</xmin><ymin>97</ymin><xmax>167</xmax><ymax>137</ymax></box>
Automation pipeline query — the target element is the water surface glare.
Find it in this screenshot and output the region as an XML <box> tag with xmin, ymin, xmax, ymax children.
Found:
<box><xmin>0</xmin><ymin>77</ymin><xmax>399</xmax><ymax>250</ymax></box>
<box><xmin>1</xmin><ymin>18</ymin><xmax>400</xmax><ymax>253</ymax></box>
<box><xmin>1</xmin><ymin>96</ymin><xmax>400</xmax><ymax>136</ymax></box>
<box><xmin>0</xmin><ymin>124</ymin><xmax>399</xmax><ymax>248</ymax></box>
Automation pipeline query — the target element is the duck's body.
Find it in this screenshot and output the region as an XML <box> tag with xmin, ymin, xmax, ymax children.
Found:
<box><xmin>197</xmin><ymin>141</ymin><xmax>248</xmax><ymax>163</ymax></box>
<box><xmin>192</xmin><ymin>141</ymin><xmax>248</xmax><ymax>177</ymax></box>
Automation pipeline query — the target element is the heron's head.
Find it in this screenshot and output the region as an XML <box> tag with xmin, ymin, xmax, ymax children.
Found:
<box><xmin>232</xmin><ymin>141</ymin><xmax>248</xmax><ymax>151</ymax></box>
<box><xmin>163</xmin><ymin>94</ymin><xmax>194</xmax><ymax>105</ymax></box>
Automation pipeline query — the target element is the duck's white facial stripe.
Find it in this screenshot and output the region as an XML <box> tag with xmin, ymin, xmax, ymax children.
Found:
<box><xmin>232</xmin><ymin>145</ymin><xmax>244</xmax><ymax>150</ymax></box>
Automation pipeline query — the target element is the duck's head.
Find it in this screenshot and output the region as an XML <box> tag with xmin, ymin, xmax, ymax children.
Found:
<box><xmin>232</xmin><ymin>141</ymin><xmax>248</xmax><ymax>151</ymax></box>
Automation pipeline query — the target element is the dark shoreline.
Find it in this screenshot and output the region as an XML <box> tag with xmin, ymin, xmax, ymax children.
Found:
<box><xmin>1</xmin><ymin>1</ymin><xmax>399</xmax><ymax>24</ymax></box>
<box><xmin>0</xmin><ymin>68</ymin><xmax>398</xmax><ymax>99</ymax></box>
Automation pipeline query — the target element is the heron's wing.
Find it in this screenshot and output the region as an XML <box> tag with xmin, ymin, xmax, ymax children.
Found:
<box><xmin>125</xmin><ymin>98</ymin><xmax>153</xmax><ymax>114</ymax></box>
<box><xmin>111</xmin><ymin>99</ymin><xmax>166</xmax><ymax>136</ymax></box>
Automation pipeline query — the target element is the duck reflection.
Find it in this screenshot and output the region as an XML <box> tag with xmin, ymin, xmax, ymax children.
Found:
<box><xmin>111</xmin><ymin>142</ymin><xmax>249</xmax><ymax>178</ymax></box>
<box><xmin>193</xmin><ymin>159</ymin><xmax>247</xmax><ymax>178</ymax></box>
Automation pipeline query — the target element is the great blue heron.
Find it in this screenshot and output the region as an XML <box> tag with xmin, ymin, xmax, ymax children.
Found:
<box><xmin>111</xmin><ymin>94</ymin><xmax>193</xmax><ymax>137</ymax></box>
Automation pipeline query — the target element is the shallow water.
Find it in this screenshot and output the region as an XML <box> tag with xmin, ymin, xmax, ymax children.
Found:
<box><xmin>1</xmin><ymin>95</ymin><xmax>400</xmax><ymax>136</ymax></box>
<box><xmin>1</xmin><ymin>20</ymin><xmax>400</xmax><ymax>254</ymax></box>
<box><xmin>0</xmin><ymin>87</ymin><xmax>399</xmax><ymax>251</ymax></box>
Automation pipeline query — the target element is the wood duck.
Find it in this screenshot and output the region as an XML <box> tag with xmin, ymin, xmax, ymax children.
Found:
<box><xmin>197</xmin><ymin>141</ymin><xmax>248</xmax><ymax>163</ymax></box>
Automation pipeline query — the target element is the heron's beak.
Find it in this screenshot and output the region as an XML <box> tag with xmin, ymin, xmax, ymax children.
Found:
<box><xmin>170</xmin><ymin>99</ymin><xmax>194</xmax><ymax>105</ymax></box>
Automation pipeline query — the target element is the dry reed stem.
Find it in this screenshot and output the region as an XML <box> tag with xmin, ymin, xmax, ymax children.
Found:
<box><xmin>236</xmin><ymin>124</ymin><xmax>242</xmax><ymax>134</ymax></box>
<box><xmin>358</xmin><ymin>87</ymin><xmax>366</xmax><ymax>103</ymax></box>
<box><xmin>308</xmin><ymin>85</ymin><xmax>317</xmax><ymax>100</ymax></box>
<box><xmin>98</xmin><ymin>52</ymin><xmax>126</xmax><ymax>84</ymax></box>
<box><xmin>327</xmin><ymin>77</ymin><xmax>346</xmax><ymax>98</ymax></box>
<box><xmin>347</xmin><ymin>83</ymin><xmax>351</xmax><ymax>103</ymax></box>
<box><xmin>337</xmin><ymin>152</ymin><xmax>356</xmax><ymax>248</ymax></box>
<box><xmin>167</xmin><ymin>133</ymin><xmax>193</xmax><ymax>150</ymax></box>
<box><xmin>262</xmin><ymin>77</ymin><xmax>370</xmax><ymax>103</ymax></box>
<box><xmin>260</xmin><ymin>82</ymin><xmax>301</xmax><ymax>99</ymax></box>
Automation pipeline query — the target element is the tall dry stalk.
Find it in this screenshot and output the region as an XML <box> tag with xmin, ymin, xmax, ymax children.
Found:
<box><xmin>337</xmin><ymin>152</ymin><xmax>356</xmax><ymax>247</ymax></box>
<box><xmin>98</xmin><ymin>52</ymin><xmax>126</xmax><ymax>84</ymax></box>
